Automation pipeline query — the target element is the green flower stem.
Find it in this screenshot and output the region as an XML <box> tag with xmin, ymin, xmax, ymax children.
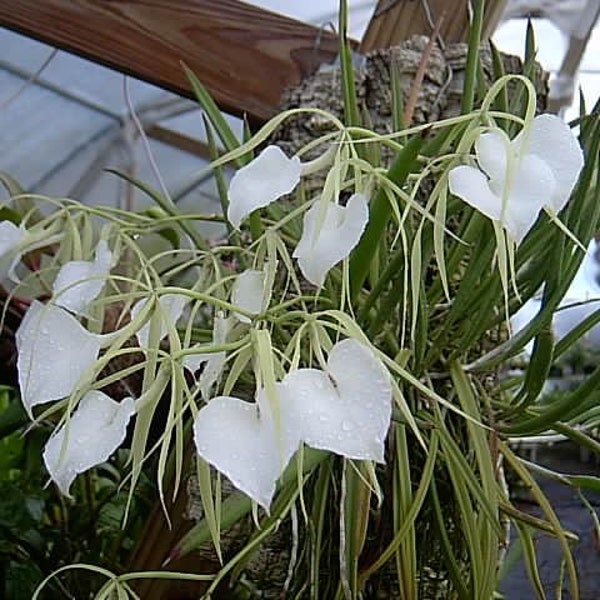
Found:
<box><xmin>339</xmin><ymin>0</ymin><xmax>360</xmax><ymax>130</ymax></box>
<box><xmin>106</xmin><ymin>169</ymin><xmax>208</xmax><ymax>251</ymax></box>
<box><xmin>425</xmin><ymin>205</ymin><xmax>483</xmax><ymax>306</ymax></box>
<box><xmin>203</xmin><ymin>116</ymin><xmax>236</xmax><ymax>240</ymax></box>
<box><xmin>358</xmin><ymin>431</ymin><xmax>439</xmax><ymax>585</ymax></box>
<box><xmin>360</xmin><ymin>253</ymin><xmax>404</xmax><ymax>331</ymax></box>
<box><xmin>503</xmin><ymin>379</ymin><xmax>600</xmax><ymax>437</ymax></box>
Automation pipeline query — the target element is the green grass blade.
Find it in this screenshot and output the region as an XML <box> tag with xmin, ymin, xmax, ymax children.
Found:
<box><xmin>182</xmin><ymin>64</ymin><xmax>241</xmax><ymax>159</ymax></box>
<box><xmin>461</xmin><ymin>0</ymin><xmax>485</xmax><ymax>114</ymax></box>
<box><xmin>349</xmin><ymin>131</ymin><xmax>427</xmax><ymax>300</ymax></box>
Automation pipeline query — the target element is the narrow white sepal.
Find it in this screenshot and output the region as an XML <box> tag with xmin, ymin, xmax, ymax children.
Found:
<box><xmin>132</xmin><ymin>293</ymin><xmax>188</xmax><ymax>350</ymax></box>
<box><xmin>43</xmin><ymin>391</ymin><xmax>135</xmax><ymax>496</ymax></box>
<box><xmin>227</xmin><ymin>145</ymin><xmax>301</xmax><ymax>229</ymax></box>
<box><xmin>293</xmin><ymin>193</ymin><xmax>369</xmax><ymax>287</ymax></box>
<box><xmin>53</xmin><ymin>240</ymin><xmax>113</xmax><ymax>315</ymax></box>
<box><xmin>231</xmin><ymin>269</ymin><xmax>267</xmax><ymax>323</ymax></box>
<box><xmin>16</xmin><ymin>301</ymin><xmax>102</xmax><ymax>415</ymax></box>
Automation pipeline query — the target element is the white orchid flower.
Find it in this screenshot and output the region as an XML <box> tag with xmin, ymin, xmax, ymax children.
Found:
<box><xmin>52</xmin><ymin>240</ymin><xmax>113</xmax><ymax>315</ymax></box>
<box><xmin>0</xmin><ymin>221</ymin><xmax>28</xmax><ymax>282</ymax></box>
<box><xmin>43</xmin><ymin>390</ymin><xmax>135</xmax><ymax>496</ymax></box>
<box><xmin>449</xmin><ymin>115</ymin><xmax>584</xmax><ymax>244</ymax></box>
<box><xmin>227</xmin><ymin>145</ymin><xmax>302</xmax><ymax>229</ymax></box>
<box><xmin>193</xmin><ymin>338</ymin><xmax>392</xmax><ymax>509</ymax></box>
<box><xmin>231</xmin><ymin>269</ymin><xmax>268</xmax><ymax>323</ymax></box>
<box><xmin>16</xmin><ymin>301</ymin><xmax>102</xmax><ymax>416</ymax></box>
<box><xmin>132</xmin><ymin>293</ymin><xmax>188</xmax><ymax>350</ymax></box>
<box><xmin>293</xmin><ymin>193</ymin><xmax>369</xmax><ymax>287</ymax></box>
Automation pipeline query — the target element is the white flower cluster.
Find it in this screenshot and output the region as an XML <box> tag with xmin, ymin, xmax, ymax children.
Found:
<box><xmin>1</xmin><ymin>113</ymin><xmax>584</xmax><ymax>507</ymax></box>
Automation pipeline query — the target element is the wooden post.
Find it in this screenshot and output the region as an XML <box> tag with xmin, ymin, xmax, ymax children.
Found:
<box><xmin>0</xmin><ymin>0</ymin><xmax>344</xmax><ymax>124</ymax></box>
<box><xmin>361</xmin><ymin>0</ymin><xmax>507</xmax><ymax>53</ymax></box>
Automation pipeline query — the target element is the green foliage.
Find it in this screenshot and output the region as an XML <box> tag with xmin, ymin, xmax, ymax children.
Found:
<box><xmin>0</xmin><ymin>388</ymin><xmax>154</xmax><ymax>598</ymax></box>
<box><xmin>3</xmin><ymin>2</ymin><xmax>600</xmax><ymax>598</ymax></box>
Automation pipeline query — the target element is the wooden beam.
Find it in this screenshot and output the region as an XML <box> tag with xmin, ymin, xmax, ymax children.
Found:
<box><xmin>360</xmin><ymin>0</ymin><xmax>507</xmax><ymax>53</ymax></box>
<box><xmin>146</xmin><ymin>124</ymin><xmax>213</xmax><ymax>161</ymax></box>
<box><xmin>0</xmin><ymin>0</ymin><xmax>342</xmax><ymax>124</ymax></box>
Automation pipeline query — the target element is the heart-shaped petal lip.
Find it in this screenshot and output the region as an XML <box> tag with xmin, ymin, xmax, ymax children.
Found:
<box><xmin>0</xmin><ymin>221</ymin><xmax>27</xmax><ymax>281</ymax></box>
<box><xmin>280</xmin><ymin>338</ymin><xmax>392</xmax><ymax>463</ymax></box>
<box><xmin>132</xmin><ymin>293</ymin><xmax>188</xmax><ymax>350</ymax></box>
<box><xmin>193</xmin><ymin>338</ymin><xmax>392</xmax><ymax>509</ymax></box>
<box><xmin>43</xmin><ymin>391</ymin><xmax>135</xmax><ymax>496</ymax></box>
<box><xmin>448</xmin><ymin>115</ymin><xmax>583</xmax><ymax>244</ymax></box>
<box><xmin>193</xmin><ymin>394</ymin><xmax>288</xmax><ymax>510</ymax></box>
<box><xmin>227</xmin><ymin>145</ymin><xmax>302</xmax><ymax>230</ymax></box>
<box><xmin>53</xmin><ymin>240</ymin><xmax>113</xmax><ymax>315</ymax></box>
<box><xmin>514</xmin><ymin>114</ymin><xmax>584</xmax><ymax>214</ymax></box>
<box><xmin>293</xmin><ymin>193</ymin><xmax>369</xmax><ymax>287</ymax></box>
<box><xmin>16</xmin><ymin>301</ymin><xmax>102</xmax><ymax>415</ymax></box>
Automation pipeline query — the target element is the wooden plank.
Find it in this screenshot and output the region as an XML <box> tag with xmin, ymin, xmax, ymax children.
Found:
<box><xmin>361</xmin><ymin>0</ymin><xmax>507</xmax><ymax>53</ymax></box>
<box><xmin>0</xmin><ymin>0</ymin><xmax>342</xmax><ymax>124</ymax></box>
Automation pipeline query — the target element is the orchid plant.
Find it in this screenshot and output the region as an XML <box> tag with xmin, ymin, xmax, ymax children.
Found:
<box><xmin>3</xmin><ymin>12</ymin><xmax>600</xmax><ymax>600</ymax></box>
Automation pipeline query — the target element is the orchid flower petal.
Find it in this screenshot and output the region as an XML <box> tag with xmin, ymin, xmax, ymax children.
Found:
<box><xmin>231</xmin><ymin>269</ymin><xmax>267</xmax><ymax>323</ymax></box>
<box><xmin>280</xmin><ymin>339</ymin><xmax>392</xmax><ymax>462</ymax></box>
<box><xmin>449</xmin><ymin>157</ymin><xmax>552</xmax><ymax>244</ymax></box>
<box><xmin>503</xmin><ymin>154</ymin><xmax>556</xmax><ymax>244</ymax></box>
<box><xmin>475</xmin><ymin>129</ymin><xmax>509</xmax><ymax>186</ymax></box>
<box><xmin>132</xmin><ymin>293</ymin><xmax>187</xmax><ymax>350</ymax></box>
<box><xmin>228</xmin><ymin>145</ymin><xmax>302</xmax><ymax>229</ymax></box>
<box><xmin>515</xmin><ymin>114</ymin><xmax>584</xmax><ymax>213</ymax></box>
<box><xmin>43</xmin><ymin>391</ymin><xmax>135</xmax><ymax>496</ymax></box>
<box><xmin>293</xmin><ymin>193</ymin><xmax>369</xmax><ymax>287</ymax></box>
<box><xmin>449</xmin><ymin>166</ymin><xmax>506</xmax><ymax>224</ymax></box>
<box><xmin>16</xmin><ymin>301</ymin><xmax>102</xmax><ymax>415</ymax></box>
<box><xmin>450</xmin><ymin>147</ymin><xmax>555</xmax><ymax>245</ymax></box>
<box><xmin>193</xmin><ymin>395</ymin><xmax>282</xmax><ymax>510</ymax></box>
<box><xmin>53</xmin><ymin>240</ymin><xmax>113</xmax><ymax>315</ymax></box>
<box><xmin>0</xmin><ymin>221</ymin><xmax>27</xmax><ymax>281</ymax></box>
